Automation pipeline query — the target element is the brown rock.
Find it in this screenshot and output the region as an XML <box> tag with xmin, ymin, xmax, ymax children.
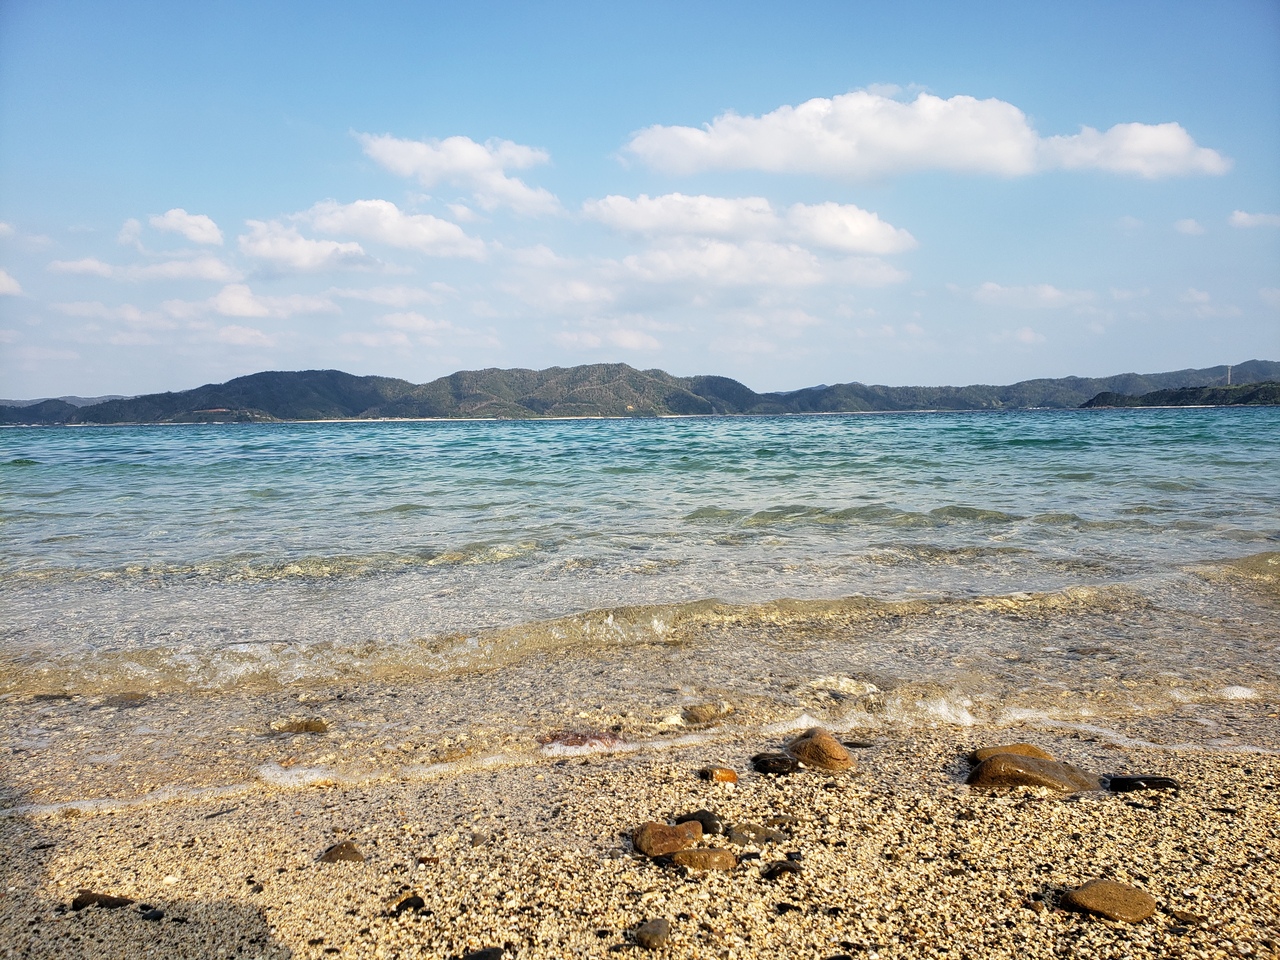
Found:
<box><xmin>70</xmin><ymin>890</ymin><xmax>135</xmax><ymax>910</ymax></box>
<box><xmin>671</xmin><ymin>848</ymin><xmax>738</xmax><ymax>871</ymax></box>
<box><xmin>635</xmin><ymin>917</ymin><xmax>670</xmax><ymax>949</ymax></box>
<box><xmin>698</xmin><ymin>766</ymin><xmax>738</xmax><ymax>783</ymax></box>
<box><xmin>1061</xmin><ymin>879</ymin><xmax>1157</xmax><ymax>923</ymax></box>
<box><xmin>787</xmin><ymin>727</ymin><xmax>855</xmax><ymax>771</ymax></box>
<box><xmin>966</xmin><ymin>754</ymin><xmax>1099</xmax><ymax>792</ymax></box>
<box><xmin>271</xmin><ymin>717</ymin><xmax>328</xmax><ymax>734</ymax></box>
<box><xmin>683</xmin><ymin>702</ymin><xmax>732</xmax><ymax>725</ymax></box>
<box><xmin>969</xmin><ymin>743</ymin><xmax>1055</xmax><ymax>764</ymax></box>
<box><xmin>318</xmin><ymin>840</ymin><xmax>365</xmax><ymax>863</ymax></box>
<box><xmin>633</xmin><ymin>821</ymin><xmax>701</xmax><ymax>857</ymax></box>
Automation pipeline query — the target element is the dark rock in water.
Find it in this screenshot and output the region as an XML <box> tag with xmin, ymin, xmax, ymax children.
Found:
<box><xmin>318</xmin><ymin>840</ymin><xmax>365</xmax><ymax>863</ymax></box>
<box><xmin>762</xmin><ymin>860</ymin><xmax>803</xmax><ymax>880</ymax></box>
<box><xmin>1061</xmin><ymin>879</ymin><xmax>1157</xmax><ymax>922</ymax></box>
<box><xmin>71</xmin><ymin>891</ymin><xmax>135</xmax><ymax>910</ymax></box>
<box><xmin>698</xmin><ymin>766</ymin><xmax>739</xmax><ymax>783</ymax></box>
<box><xmin>1106</xmin><ymin>775</ymin><xmax>1181</xmax><ymax>793</ymax></box>
<box><xmin>675</xmin><ymin>809</ymin><xmax>724</xmax><ymax>836</ymax></box>
<box><xmin>967</xmin><ymin>754</ymin><xmax>1100</xmax><ymax>792</ymax></box>
<box><xmin>633</xmin><ymin>821</ymin><xmax>701</xmax><ymax>857</ymax></box>
<box><xmin>462</xmin><ymin>949</ymin><xmax>504</xmax><ymax>960</ymax></box>
<box><xmin>672</xmin><ymin>848</ymin><xmax>738</xmax><ymax>871</ymax></box>
<box><xmin>752</xmin><ymin>752</ymin><xmax>799</xmax><ymax>775</ymax></box>
<box><xmin>787</xmin><ymin>728</ymin><xmax>855</xmax><ymax>771</ymax></box>
<box><xmin>635</xmin><ymin>918</ymin><xmax>671</xmax><ymax>949</ymax></box>
<box><xmin>969</xmin><ymin>743</ymin><xmax>1055</xmax><ymax>764</ymax></box>
<box><xmin>727</xmin><ymin>822</ymin><xmax>788</xmax><ymax>846</ymax></box>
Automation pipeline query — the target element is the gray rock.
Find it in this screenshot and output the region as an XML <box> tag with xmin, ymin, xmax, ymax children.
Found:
<box><xmin>675</xmin><ymin>809</ymin><xmax>724</xmax><ymax>836</ymax></box>
<box><xmin>635</xmin><ymin>918</ymin><xmax>671</xmax><ymax>949</ymax></box>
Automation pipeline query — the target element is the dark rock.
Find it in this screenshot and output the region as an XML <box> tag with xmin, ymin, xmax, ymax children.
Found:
<box><xmin>727</xmin><ymin>822</ymin><xmax>788</xmax><ymax>846</ymax></box>
<box><xmin>787</xmin><ymin>728</ymin><xmax>855</xmax><ymax>771</ymax></box>
<box><xmin>1061</xmin><ymin>879</ymin><xmax>1157</xmax><ymax>922</ymax></box>
<box><xmin>969</xmin><ymin>743</ymin><xmax>1055</xmax><ymax>764</ymax></box>
<box><xmin>675</xmin><ymin>810</ymin><xmax>724</xmax><ymax>836</ymax></box>
<box><xmin>100</xmin><ymin>693</ymin><xmax>149</xmax><ymax>709</ymax></box>
<box><xmin>762</xmin><ymin>860</ymin><xmax>803</xmax><ymax>880</ymax></box>
<box><xmin>633</xmin><ymin>821</ymin><xmax>701</xmax><ymax>857</ymax></box>
<box><xmin>697</xmin><ymin>766</ymin><xmax>738</xmax><ymax>783</ymax></box>
<box><xmin>139</xmin><ymin>908</ymin><xmax>164</xmax><ymax>922</ymax></box>
<box><xmin>318</xmin><ymin>840</ymin><xmax>365</xmax><ymax>863</ymax></box>
<box><xmin>389</xmin><ymin>894</ymin><xmax>424</xmax><ymax>916</ymax></box>
<box><xmin>671</xmin><ymin>848</ymin><xmax>738</xmax><ymax>871</ymax></box>
<box><xmin>775</xmin><ymin>901</ymin><xmax>802</xmax><ymax>914</ymax></box>
<box><xmin>1106</xmin><ymin>775</ymin><xmax>1181</xmax><ymax>793</ymax></box>
<box><xmin>966</xmin><ymin>754</ymin><xmax>1100</xmax><ymax>792</ymax></box>
<box><xmin>635</xmin><ymin>917</ymin><xmax>671</xmax><ymax>949</ymax></box>
<box><xmin>462</xmin><ymin>949</ymin><xmax>504</xmax><ymax>960</ymax></box>
<box><xmin>842</xmin><ymin>740</ymin><xmax>875</xmax><ymax>749</ymax></box>
<box><xmin>71</xmin><ymin>891</ymin><xmax>135</xmax><ymax>910</ymax></box>
<box><xmin>751</xmin><ymin>752</ymin><xmax>799</xmax><ymax>775</ymax></box>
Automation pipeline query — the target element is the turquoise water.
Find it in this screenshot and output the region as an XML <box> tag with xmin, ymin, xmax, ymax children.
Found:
<box><xmin>2</xmin><ymin>409</ymin><xmax>1279</xmax><ymax>806</ymax></box>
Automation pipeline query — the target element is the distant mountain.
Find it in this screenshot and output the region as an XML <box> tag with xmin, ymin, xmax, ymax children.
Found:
<box><xmin>2</xmin><ymin>360</ymin><xmax>1278</xmax><ymax>424</ymax></box>
<box><xmin>0</xmin><ymin>394</ymin><xmax>132</xmax><ymax>408</ymax></box>
<box><xmin>1082</xmin><ymin>381</ymin><xmax>1280</xmax><ymax>408</ymax></box>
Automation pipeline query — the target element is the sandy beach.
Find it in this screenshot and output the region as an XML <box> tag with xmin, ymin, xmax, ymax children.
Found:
<box><xmin>4</xmin><ymin>708</ymin><xmax>1278</xmax><ymax>960</ymax></box>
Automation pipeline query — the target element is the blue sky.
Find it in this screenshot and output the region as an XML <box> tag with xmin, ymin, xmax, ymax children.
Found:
<box><xmin>1</xmin><ymin>0</ymin><xmax>1277</xmax><ymax>397</ymax></box>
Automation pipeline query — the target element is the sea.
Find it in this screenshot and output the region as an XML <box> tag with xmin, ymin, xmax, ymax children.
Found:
<box><xmin>2</xmin><ymin>409</ymin><xmax>1278</xmax><ymax>810</ymax></box>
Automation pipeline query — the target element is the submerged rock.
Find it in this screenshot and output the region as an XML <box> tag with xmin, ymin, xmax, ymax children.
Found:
<box><xmin>787</xmin><ymin>728</ymin><xmax>855</xmax><ymax>771</ymax></box>
<box><xmin>967</xmin><ymin>754</ymin><xmax>1100</xmax><ymax>792</ymax></box>
<box><xmin>969</xmin><ymin>743</ymin><xmax>1054</xmax><ymax>764</ymax></box>
<box><xmin>1061</xmin><ymin>879</ymin><xmax>1157</xmax><ymax>922</ymax></box>
<box><xmin>633</xmin><ymin>821</ymin><xmax>701</xmax><ymax>857</ymax></box>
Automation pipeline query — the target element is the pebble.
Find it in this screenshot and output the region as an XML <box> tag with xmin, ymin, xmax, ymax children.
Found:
<box><xmin>1061</xmin><ymin>878</ymin><xmax>1158</xmax><ymax>923</ymax></box>
<box><xmin>697</xmin><ymin>766</ymin><xmax>738</xmax><ymax>783</ymax></box>
<box><xmin>751</xmin><ymin>752</ymin><xmax>799</xmax><ymax>775</ymax></box>
<box><xmin>727</xmin><ymin>822</ymin><xmax>788</xmax><ymax>846</ymax></box>
<box><xmin>788</xmin><ymin>728</ymin><xmax>855</xmax><ymax>771</ymax></box>
<box><xmin>1106</xmin><ymin>775</ymin><xmax>1181</xmax><ymax>793</ymax></box>
<box><xmin>966</xmin><ymin>754</ymin><xmax>1100</xmax><ymax>792</ymax></box>
<box><xmin>671</xmin><ymin>848</ymin><xmax>738</xmax><ymax>871</ymax></box>
<box><xmin>633</xmin><ymin>821</ymin><xmax>701</xmax><ymax>857</ymax></box>
<box><xmin>675</xmin><ymin>809</ymin><xmax>724</xmax><ymax>835</ymax></box>
<box><xmin>318</xmin><ymin>840</ymin><xmax>366</xmax><ymax>863</ymax></box>
<box><xmin>70</xmin><ymin>890</ymin><xmax>135</xmax><ymax>910</ymax></box>
<box><xmin>461</xmin><ymin>949</ymin><xmax>504</xmax><ymax>960</ymax></box>
<box><xmin>762</xmin><ymin>860</ymin><xmax>803</xmax><ymax>880</ymax></box>
<box><xmin>138</xmin><ymin>907</ymin><xmax>165</xmax><ymax>922</ymax></box>
<box><xmin>635</xmin><ymin>917</ymin><xmax>671</xmax><ymax>949</ymax></box>
<box><xmin>683</xmin><ymin>702</ymin><xmax>732</xmax><ymax>725</ymax></box>
<box><xmin>969</xmin><ymin>743</ymin><xmax>1055</xmax><ymax>764</ymax></box>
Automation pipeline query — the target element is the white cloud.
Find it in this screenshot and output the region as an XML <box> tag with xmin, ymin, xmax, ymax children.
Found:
<box><xmin>1180</xmin><ymin>287</ymin><xmax>1211</xmax><ymax>304</ymax></box>
<box><xmin>48</xmin><ymin>257</ymin><xmax>115</xmax><ymax>277</ymax></box>
<box><xmin>117</xmin><ymin>219</ymin><xmax>143</xmax><ymax>247</ymax></box>
<box><xmin>130</xmin><ymin>256</ymin><xmax>240</xmax><ymax>281</ymax></box>
<box><xmin>328</xmin><ymin>284</ymin><xmax>453</xmax><ymax>308</ymax></box>
<box><xmin>305</xmin><ymin>199</ymin><xmax>485</xmax><ymax>258</ymax></box>
<box><xmin>626</xmin><ymin>89</ymin><xmax>1229</xmax><ymax>180</ymax></box>
<box><xmin>1230</xmin><ymin>210</ymin><xmax>1280</xmax><ymax>228</ymax></box>
<box><xmin>0</xmin><ymin>222</ymin><xmax>14</xmax><ymax>238</ymax></box>
<box><xmin>969</xmin><ymin>282</ymin><xmax>1095</xmax><ymax>308</ymax></box>
<box><xmin>52</xmin><ymin>301</ymin><xmax>177</xmax><ymax>330</ymax></box>
<box><xmin>339</xmin><ymin>330</ymin><xmax>413</xmax><ymax>349</ymax></box>
<box><xmin>380</xmin><ymin>311</ymin><xmax>452</xmax><ymax>333</ymax></box>
<box><xmin>0</xmin><ymin>268</ymin><xmax>21</xmax><ymax>295</ymax></box>
<box><xmin>1179</xmin><ymin>287</ymin><xmax>1241</xmax><ymax>318</ymax></box>
<box><xmin>164</xmin><ymin>283</ymin><xmax>337</xmax><ymax>320</ymax></box>
<box><xmin>1260</xmin><ymin>288</ymin><xmax>1280</xmax><ymax>308</ymax></box>
<box><xmin>1174</xmin><ymin>218</ymin><xmax>1204</xmax><ymax>235</ymax></box>
<box><xmin>238</xmin><ymin>220</ymin><xmax>368</xmax><ymax>271</ymax></box>
<box><xmin>359</xmin><ymin>133</ymin><xmax>560</xmax><ymax>216</ymax></box>
<box><xmin>149</xmin><ymin>208</ymin><xmax>224</xmax><ymax>245</ymax></box>
<box><xmin>994</xmin><ymin>326</ymin><xmax>1046</xmax><ymax>345</ymax></box>
<box><xmin>584</xmin><ymin>193</ymin><xmax>916</xmax><ymax>255</ymax></box>
<box><xmin>554</xmin><ymin>322</ymin><xmax>661</xmax><ymax>352</ymax></box>
<box><xmin>216</xmin><ymin>324</ymin><xmax>274</xmax><ymax>347</ymax></box>
<box><xmin>1116</xmin><ymin>215</ymin><xmax>1144</xmax><ymax>232</ymax></box>
<box><xmin>621</xmin><ymin>239</ymin><xmax>828</xmax><ymax>287</ymax></box>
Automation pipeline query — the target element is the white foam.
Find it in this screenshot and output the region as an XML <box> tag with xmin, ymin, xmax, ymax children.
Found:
<box><xmin>256</xmin><ymin>762</ymin><xmax>338</xmax><ymax>788</ymax></box>
<box><xmin>1220</xmin><ymin>685</ymin><xmax>1257</xmax><ymax>700</ymax></box>
<box><xmin>763</xmin><ymin>712</ymin><xmax>826</xmax><ymax>734</ymax></box>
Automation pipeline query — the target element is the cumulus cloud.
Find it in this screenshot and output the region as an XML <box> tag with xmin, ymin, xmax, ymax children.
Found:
<box><xmin>304</xmin><ymin>199</ymin><xmax>485</xmax><ymax>259</ymax></box>
<box><xmin>238</xmin><ymin>220</ymin><xmax>368</xmax><ymax>271</ymax></box>
<box><xmin>328</xmin><ymin>284</ymin><xmax>453</xmax><ymax>308</ymax></box>
<box><xmin>0</xmin><ymin>268</ymin><xmax>22</xmax><ymax>295</ymax></box>
<box><xmin>358</xmin><ymin>133</ymin><xmax>559</xmax><ymax>215</ymax></box>
<box><xmin>164</xmin><ymin>283</ymin><xmax>337</xmax><ymax>320</ymax></box>
<box><xmin>968</xmin><ymin>282</ymin><xmax>1095</xmax><ymax>308</ymax></box>
<box><xmin>584</xmin><ymin>193</ymin><xmax>915</xmax><ymax>255</ymax></box>
<box><xmin>1174</xmin><ymin>218</ymin><xmax>1205</xmax><ymax>235</ymax></box>
<box><xmin>149</xmin><ymin>208</ymin><xmax>224</xmax><ymax>245</ymax></box>
<box><xmin>1230</xmin><ymin>211</ymin><xmax>1280</xmax><ymax>228</ymax></box>
<box><xmin>216</xmin><ymin>324</ymin><xmax>274</xmax><ymax>347</ymax></box>
<box><xmin>118</xmin><ymin>219</ymin><xmax>143</xmax><ymax>248</ymax></box>
<box><xmin>626</xmin><ymin>90</ymin><xmax>1229</xmax><ymax>180</ymax></box>
<box><xmin>49</xmin><ymin>257</ymin><xmax>115</xmax><ymax>277</ymax></box>
<box><xmin>47</xmin><ymin>255</ymin><xmax>239</xmax><ymax>282</ymax></box>
<box><xmin>621</xmin><ymin>239</ymin><xmax>828</xmax><ymax>288</ymax></box>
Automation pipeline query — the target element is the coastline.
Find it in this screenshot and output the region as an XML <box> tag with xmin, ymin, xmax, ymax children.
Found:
<box><xmin>3</xmin><ymin>723</ymin><xmax>1277</xmax><ymax>959</ymax></box>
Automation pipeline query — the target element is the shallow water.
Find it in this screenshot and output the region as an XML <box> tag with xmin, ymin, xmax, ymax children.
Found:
<box><xmin>2</xmin><ymin>409</ymin><xmax>1278</xmax><ymax>806</ymax></box>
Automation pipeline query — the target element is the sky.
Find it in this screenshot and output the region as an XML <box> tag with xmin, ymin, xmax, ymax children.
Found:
<box><xmin>1</xmin><ymin>1</ymin><xmax>1278</xmax><ymax>398</ymax></box>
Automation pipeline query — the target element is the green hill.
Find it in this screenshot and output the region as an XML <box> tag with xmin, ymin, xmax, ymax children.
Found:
<box><xmin>1082</xmin><ymin>381</ymin><xmax>1280</xmax><ymax>408</ymax></box>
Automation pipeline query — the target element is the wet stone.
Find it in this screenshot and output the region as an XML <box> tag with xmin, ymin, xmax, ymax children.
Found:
<box><xmin>389</xmin><ymin>894</ymin><xmax>424</xmax><ymax>916</ymax></box>
<box><xmin>271</xmin><ymin>717</ymin><xmax>328</xmax><ymax>734</ymax></box>
<box><xmin>672</xmin><ymin>848</ymin><xmax>738</xmax><ymax>871</ymax></box>
<box><xmin>1061</xmin><ymin>879</ymin><xmax>1157</xmax><ymax>923</ymax></box>
<box><xmin>1106</xmin><ymin>775</ymin><xmax>1181</xmax><ymax>793</ymax></box>
<box><xmin>967</xmin><ymin>754</ymin><xmax>1100</xmax><ymax>792</ymax></box>
<box><xmin>462</xmin><ymin>949</ymin><xmax>504</xmax><ymax>960</ymax></box>
<box><xmin>752</xmin><ymin>752</ymin><xmax>799</xmax><ymax>775</ymax></box>
<box><xmin>633</xmin><ymin>821</ymin><xmax>701</xmax><ymax>857</ymax></box>
<box><xmin>675</xmin><ymin>809</ymin><xmax>724</xmax><ymax>836</ymax></box>
<box><xmin>138</xmin><ymin>908</ymin><xmax>164</xmax><ymax>922</ymax></box>
<box><xmin>727</xmin><ymin>822</ymin><xmax>788</xmax><ymax>846</ymax></box>
<box><xmin>969</xmin><ymin>743</ymin><xmax>1055</xmax><ymax>764</ymax></box>
<box><xmin>788</xmin><ymin>728</ymin><xmax>855</xmax><ymax>771</ymax></box>
<box><xmin>635</xmin><ymin>917</ymin><xmax>671</xmax><ymax>949</ymax></box>
<box><xmin>762</xmin><ymin>860</ymin><xmax>803</xmax><ymax>881</ymax></box>
<box><xmin>71</xmin><ymin>891</ymin><xmax>135</xmax><ymax>911</ymax></box>
<box><xmin>318</xmin><ymin>840</ymin><xmax>365</xmax><ymax>863</ymax></box>
<box><xmin>698</xmin><ymin>766</ymin><xmax>738</xmax><ymax>783</ymax></box>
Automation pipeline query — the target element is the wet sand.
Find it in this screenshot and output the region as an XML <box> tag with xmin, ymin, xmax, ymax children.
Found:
<box><xmin>3</xmin><ymin>720</ymin><xmax>1278</xmax><ymax>959</ymax></box>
